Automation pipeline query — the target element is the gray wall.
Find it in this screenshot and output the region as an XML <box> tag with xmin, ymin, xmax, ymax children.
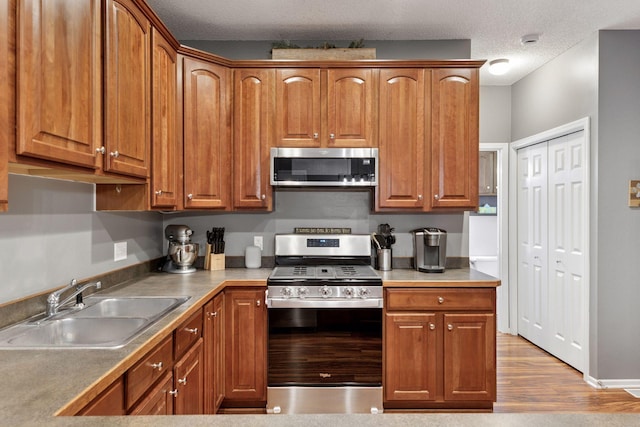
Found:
<box><xmin>0</xmin><ymin>175</ymin><xmax>164</xmax><ymax>305</ymax></box>
<box><xmin>595</xmin><ymin>30</ymin><xmax>640</xmax><ymax>379</ymax></box>
<box><xmin>479</xmin><ymin>86</ymin><xmax>511</xmax><ymax>143</ymax></box>
<box><xmin>181</xmin><ymin>39</ymin><xmax>471</xmax><ymax>60</ymax></box>
<box><xmin>163</xmin><ymin>191</ymin><xmax>467</xmax><ymax>260</ymax></box>
<box><xmin>512</xmin><ymin>30</ymin><xmax>640</xmax><ymax>380</ymax></box>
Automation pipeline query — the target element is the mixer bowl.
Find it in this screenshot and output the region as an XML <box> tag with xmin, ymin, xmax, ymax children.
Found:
<box><xmin>168</xmin><ymin>242</ymin><xmax>199</xmax><ymax>269</ymax></box>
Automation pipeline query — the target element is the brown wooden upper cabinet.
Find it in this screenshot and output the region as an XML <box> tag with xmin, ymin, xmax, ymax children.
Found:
<box><xmin>275</xmin><ymin>68</ymin><xmax>376</xmax><ymax>148</ymax></box>
<box><xmin>376</xmin><ymin>68</ymin><xmax>428</xmax><ymax>210</ymax></box>
<box><xmin>0</xmin><ymin>0</ymin><xmax>13</xmax><ymax>212</ymax></box>
<box><xmin>479</xmin><ymin>151</ymin><xmax>497</xmax><ymax>195</ymax></box>
<box><xmin>233</xmin><ymin>69</ymin><xmax>274</xmax><ymax>210</ymax></box>
<box><xmin>104</xmin><ymin>0</ymin><xmax>151</xmax><ymax>179</ymax></box>
<box><xmin>17</xmin><ymin>0</ymin><xmax>102</xmax><ymax>170</ymax></box>
<box><xmin>150</xmin><ymin>28</ymin><xmax>180</xmax><ymax>209</ymax></box>
<box><xmin>376</xmin><ymin>67</ymin><xmax>480</xmax><ymax>212</ymax></box>
<box><xmin>429</xmin><ymin>68</ymin><xmax>479</xmax><ymax>210</ymax></box>
<box><xmin>182</xmin><ymin>56</ymin><xmax>231</xmax><ymax>209</ymax></box>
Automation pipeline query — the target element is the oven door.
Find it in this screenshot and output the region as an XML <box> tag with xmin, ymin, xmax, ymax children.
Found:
<box><xmin>267</xmin><ymin>304</ymin><xmax>383</xmax><ymax>414</ymax></box>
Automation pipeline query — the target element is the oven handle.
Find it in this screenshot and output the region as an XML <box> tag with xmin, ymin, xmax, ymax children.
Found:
<box><xmin>266</xmin><ymin>297</ymin><xmax>383</xmax><ymax>309</ymax></box>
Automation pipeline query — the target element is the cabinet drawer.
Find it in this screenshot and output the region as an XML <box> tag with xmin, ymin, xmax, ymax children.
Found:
<box><xmin>129</xmin><ymin>372</ymin><xmax>174</xmax><ymax>415</ymax></box>
<box><xmin>385</xmin><ymin>288</ymin><xmax>495</xmax><ymax>311</ymax></box>
<box><xmin>126</xmin><ymin>335</ymin><xmax>173</xmax><ymax>409</ymax></box>
<box><xmin>174</xmin><ymin>308</ymin><xmax>203</xmax><ymax>359</ymax></box>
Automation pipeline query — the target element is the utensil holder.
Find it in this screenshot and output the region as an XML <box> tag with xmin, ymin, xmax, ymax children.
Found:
<box><xmin>377</xmin><ymin>248</ymin><xmax>392</xmax><ymax>271</ymax></box>
<box><xmin>207</xmin><ymin>253</ymin><xmax>225</xmax><ymax>271</ymax></box>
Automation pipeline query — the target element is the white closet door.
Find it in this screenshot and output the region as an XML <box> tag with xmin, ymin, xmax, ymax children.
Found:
<box><xmin>517</xmin><ymin>142</ymin><xmax>548</xmax><ymax>347</ymax></box>
<box><xmin>547</xmin><ymin>131</ymin><xmax>586</xmax><ymax>371</ymax></box>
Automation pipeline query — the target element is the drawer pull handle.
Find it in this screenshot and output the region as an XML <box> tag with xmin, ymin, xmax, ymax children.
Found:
<box><xmin>447</xmin><ymin>324</ymin><xmax>453</xmax><ymax>331</ymax></box>
<box><xmin>207</xmin><ymin>311</ymin><xmax>217</xmax><ymax>318</ymax></box>
<box><xmin>150</xmin><ymin>362</ymin><xmax>163</xmax><ymax>370</ymax></box>
<box><xmin>429</xmin><ymin>323</ymin><xmax>435</xmax><ymax>330</ymax></box>
<box><xmin>169</xmin><ymin>389</ymin><xmax>178</xmax><ymax>397</ymax></box>
<box><xmin>438</xmin><ymin>296</ymin><xmax>444</xmax><ymax>304</ymax></box>
<box><xmin>185</xmin><ymin>327</ymin><xmax>198</xmax><ymax>335</ymax></box>
<box><xmin>178</xmin><ymin>377</ymin><xmax>187</xmax><ymax>386</ymax></box>
<box><xmin>257</xmin><ymin>300</ymin><xmax>261</xmax><ymax>307</ymax></box>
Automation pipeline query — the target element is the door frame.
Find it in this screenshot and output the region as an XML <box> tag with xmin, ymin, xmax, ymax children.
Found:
<box><xmin>478</xmin><ymin>143</ymin><xmax>510</xmax><ymax>333</ymax></box>
<box><xmin>508</xmin><ymin>117</ymin><xmax>591</xmax><ymax>380</ymax></box>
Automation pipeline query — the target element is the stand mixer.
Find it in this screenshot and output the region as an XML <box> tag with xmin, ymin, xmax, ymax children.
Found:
<box><xmin>162</xmin><ymin>225</ymin><xmax>199</xmax><ymax>274</ymax></box>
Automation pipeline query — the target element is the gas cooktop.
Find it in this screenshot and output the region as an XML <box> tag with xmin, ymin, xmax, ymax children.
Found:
<box><xmin>269</xmin><ymin>265</ymin><xmax>380</xmax><ymax>282</ymax></box>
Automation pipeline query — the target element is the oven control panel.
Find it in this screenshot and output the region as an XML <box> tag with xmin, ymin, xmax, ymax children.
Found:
<box><xmin>267</xmin><ymin>285</ymin><xmax>383</xmax><ymax>309</ymax></box>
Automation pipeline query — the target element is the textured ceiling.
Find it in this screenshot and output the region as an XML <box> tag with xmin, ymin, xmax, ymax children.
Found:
<box><xmin>146</xmin><ymin>0</ymin><xmax>640</xmax><ymax>85</ymax></box>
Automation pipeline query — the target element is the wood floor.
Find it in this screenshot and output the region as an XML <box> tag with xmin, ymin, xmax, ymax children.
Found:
<box><xmin>495</xmin><ymin>333</ymin><xmax>640</xmax><ymax>413</ymax></box>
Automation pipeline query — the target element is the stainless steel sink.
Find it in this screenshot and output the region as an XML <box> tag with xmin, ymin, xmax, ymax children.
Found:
<box><xmin>0</xmin><ymin>296</ymin><xmax>190</xmax><ymax>349</ymax></box>
<box><xmin>70</xmin><ymin>296</ymin><xmax>190</xmax><ymax>319</ymax></box>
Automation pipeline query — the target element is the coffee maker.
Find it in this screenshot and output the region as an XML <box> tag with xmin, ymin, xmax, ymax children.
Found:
<box><xmin>162</xmin><ymin>225</ymin><xmax>199</xmax><ymax>274</ymax></box>
<box><xmin>412</xmin><ymin>228</ymin><xmax>447</xmax><ymax>273</ymax></box>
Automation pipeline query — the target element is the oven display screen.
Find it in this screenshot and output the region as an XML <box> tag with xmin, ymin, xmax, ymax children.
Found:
<box><xmin>307</xmin><ymin>238</ymin><xmax>339</xmax><ymax>248</ymax></box>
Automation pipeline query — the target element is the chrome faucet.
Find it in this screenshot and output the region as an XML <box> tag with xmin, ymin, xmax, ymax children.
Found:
<box><xmin>46</xmin><ymin>279</ymin><xmax>102</xmax><ymax>317</ymax></box>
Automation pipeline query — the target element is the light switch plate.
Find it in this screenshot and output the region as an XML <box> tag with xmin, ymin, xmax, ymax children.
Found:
<box><xmin>114</xmin><ymin>241</ymin><xmax>127</xmax><ymax>261</ymax></box>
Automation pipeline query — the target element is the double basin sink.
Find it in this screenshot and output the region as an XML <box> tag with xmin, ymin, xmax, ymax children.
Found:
<box><xmin>0</xmin><ymin>296</ymin><xmax>190</xmax><ymax>349</ymax></box>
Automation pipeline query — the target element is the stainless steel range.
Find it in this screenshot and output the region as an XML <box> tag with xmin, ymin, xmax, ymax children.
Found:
<box><xmin>266</xmin><ymin>234</ymin><xmax>383</xmax><ymax>415</ymax></box>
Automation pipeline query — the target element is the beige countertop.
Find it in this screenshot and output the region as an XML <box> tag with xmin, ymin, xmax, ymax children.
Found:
<box><xmin>0</xmin><ymin>267</ymin><xmax>633</xmax><ymax>427</ymax></box>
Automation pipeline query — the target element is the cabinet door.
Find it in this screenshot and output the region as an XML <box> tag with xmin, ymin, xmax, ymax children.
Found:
<box><xmin>104</xmin><ymin>0</ymin><xmax>150</xmax><ymax>178</ymax></box>
<box><xmin>384</xmin><ymin>312</ymin><xmax>437</xmax><ymax>402</ymax></box>
<box><xmin>233</xmin><ymin>69</ymin><xmax>274</xmax><ymax>210</ymax></box>
<box><xmin>479</xmin><ymin>151</ymin><xmax>496</xmax><ymax>195</ymax></box>
<box><xmin>430</xmin><ymin>68</ymin><xmax>479</xmax><ymax>209</ymax></box>
<box><xmin>377</xmin><ymin>69</ymin><xmax>427</xmax><ymax>210</ymax></box>
<box><xmin>182</xmin><ymin>56</ymin><xmax>231</xmax><ymax>209</ymax></box>
<box><xmin>203</xmin><ymin>292</ymin><xmax>225</xmax><ymax>414</ymax></box>
<box><xmin>327</xmin><ymin>69</ymin><xmax>376</xmax><ymax>147</ymax></box>
<box><xmin>0</xmin><ymin>0</ymin><xmax>13</xmax><ymax>212</ymax></box>
<box><xmin>225</xmin><ymin>287</ymin><xmax>267</xmax><ymax>403</ymax></box>
<box><xmin>443</xmin><ymin>313</ymin><xmax>495</xmax><ymax>401</ymax></box>
<box><xmin>79</xmin><ymin>377</ymin><xmax>126</xmax><ymax>416</ymax></box>
<box><xmin>17</xmin><ymin>0</ymin><xmax>101</xmax><ymax>169</ymax></box>
<box><xmin>129</xmin><ymin>372</ymin><xmax>174</xmax><ymax>415</ymax></box>
<box><xmin>174</xmin><ymin>338</ymin><xmax>204</xmax><ymax>414</ymax></box>
<box><xmin>275</xmin><ymin>69</ymin><xmax>321</xmax><ymax>147</ymax></box>
<box><xmin>150</xmin><ymin>28</ymin><xmax>180</xmax><ymax>208</ymax></box>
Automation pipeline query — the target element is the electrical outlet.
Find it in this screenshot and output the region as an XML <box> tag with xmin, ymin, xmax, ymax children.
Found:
<box><xmin>253</xmin><ymin>236</ymin><xmax>263</xmax><ymax>251</ymax></box>
<box><xmin>114</xmin><ymin>241</ymin><xmax>127</xmax><ymax>261</ymax></box>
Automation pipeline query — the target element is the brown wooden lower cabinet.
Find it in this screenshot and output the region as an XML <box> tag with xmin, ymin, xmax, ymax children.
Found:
<box><xmin>204</xmin><ymin>292</ymin><xmax>225</xmax><ymax>413</ymax></box>
<box><xmin>223</xmin><ymin>287</ymin><xmax>267</xmax><ymax>406</ymax></box>
<box><xmin>174</xmin><ymin>338</ymin><xmax>204</xmax><ymax>414</ymax></box>
<box><xmin>129</xmin><ymin>372</ymin><xmax>174</xmax><ymax>415</ymax></box>
<box><xmin>383</xmin><ymin>288</ymin><xmax>496</xmax><ymax>411</ymax></box>
<box><xmin>78</xmin><ymin>377</ymin><xmax>126</xmax><ymax>416</ymax></box>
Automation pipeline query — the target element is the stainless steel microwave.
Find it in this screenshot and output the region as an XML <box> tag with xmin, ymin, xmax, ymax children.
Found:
<box><xmin>270</xmin><ymin>147</ymin><xmax>378</xmax><ymax>187</ymax></box>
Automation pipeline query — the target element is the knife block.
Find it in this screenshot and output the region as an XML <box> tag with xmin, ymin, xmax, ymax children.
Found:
<box><xmin>203</xmin><ymin>244</ymin><xmax>225</xmax><ymax>270</ymax></box>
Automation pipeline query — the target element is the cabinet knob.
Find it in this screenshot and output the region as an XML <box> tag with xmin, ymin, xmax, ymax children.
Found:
<box><xmin>155</xmin><ymin>190</ymin><xmax>163</xmax><ymax>196</ymax></box>
<box><xmin>184</xmin><ymin>327</ymin><xmax>198</xmax><ymax>335</ymax></box>
<box><xmin>437</xmin><ymin>296</ymin><xmax>444</xmax><ymax>304</ymax></box>
<box><xmin>434</xmin><ymin>194</ymin><xmax>439</xmax><ymax>200</ymax></box>
<box><xmin>486</xmin><ymin>186</ymin><xmax>491</xmax><ymax>190</ymax></box>
<box><xmin>150</xmin><ymin>361</ymin><xmax>163</xmax><ymax>370</ymax></box>
<box><xmin>429</xmin><ymin>323</ymin><xmax>435</xmax><ymax>330</ymax></box>
<box><xmin>256</xmin><ymin>300</ymin><xmax>261</xmax><ymax>307</ymax></box>
<box><xmin>207</xmin><ymin>311</ymin><xmax>217</xmax><ymax>318</ymax></box>
<box><xmin>109</xmin><ymin>150</ymin><xmax>119</xmax><ymax>158</ymax></box>
<box><xmin>178</xmin><ymin>377</ymin><xmax>187</xmax><ymax>386</ymax></box>
<box><xmin>313</xmin><ymin>133</ymin><xmax>319</xmax><ymax>139</ymax></box>
<box><xmin>169</xmin><ymin>389</ymin><xmax>178</xmax><ymax>397</ymax></box>
<box><xmin>418</xmin><ymin>194</ymin><xmax>423</xmax><ymax>201</ymax></box>
<box><xmin>187</xmin><ymin>193</ymin><xmax>193</xmax><ymax>200</ymax></box>
<box><xmin>329</xmin><ymin>133</ymin><xmax>335</xmax><ymax>140</ymax></box>
<box><xmin>447</xmin><ymin>324</ymin><xmax>453</xmax><ymax>331</ymax></box>
<box><xmin>261</xmin><ymin>194</ymin><xmax>266</xmax><ymax>200</ymax></box>
<box><xmin>96</xmin><ymin>146</ymin><xmax>105</xmax><ymax>155</ymax></box>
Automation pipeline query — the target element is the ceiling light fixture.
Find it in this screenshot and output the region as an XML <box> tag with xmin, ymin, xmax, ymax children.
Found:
<box><xmin>488</xmin><ymin>58</ymin><xmax>510</xmax><ymax>75</ymax></box>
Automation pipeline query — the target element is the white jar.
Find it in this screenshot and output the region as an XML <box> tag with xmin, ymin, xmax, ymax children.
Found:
<box><xmin>245</xmin><ymin>245</ymin><xmax>261</xmax><ymax>269</ymax></box>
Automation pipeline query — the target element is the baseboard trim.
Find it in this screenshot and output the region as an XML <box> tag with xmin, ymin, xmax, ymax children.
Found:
<box><xmin>587</xmin><ymin>376</ymin><xmax>640</xmax><ymax>389</ymax></box>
